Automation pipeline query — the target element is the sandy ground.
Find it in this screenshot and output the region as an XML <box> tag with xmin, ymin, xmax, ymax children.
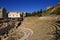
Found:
<box><xmin>18</xmin><ymin>17</ymin><xmax>57</xmax><ymax>40</ymax></box>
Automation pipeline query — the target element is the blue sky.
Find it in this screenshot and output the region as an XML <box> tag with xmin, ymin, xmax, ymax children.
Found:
<box><xmin>0</xmin><ymin>0</ymin><xmax>60</xmax><ymax>12</ymax></box>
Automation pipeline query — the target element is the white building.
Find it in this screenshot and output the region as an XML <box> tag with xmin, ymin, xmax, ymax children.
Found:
<box><xmin>8</xmin><ymin>11</ymin><xmax>22</xmax><ymax>18</ymax></box>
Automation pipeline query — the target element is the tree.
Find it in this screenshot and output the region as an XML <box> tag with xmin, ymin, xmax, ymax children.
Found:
<box><xmin>26</xmin><ymin>12</ymin><xmax>32</xmax><ymax>17</ymax></box>
<box><xmin>37</xmin><ymin>9</ymin><xmax>42</xmax><ymax>16</ymax></box>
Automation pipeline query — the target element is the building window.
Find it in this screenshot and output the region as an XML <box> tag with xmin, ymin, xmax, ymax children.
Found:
<box><xmin>13</xmin><ymin>15</ymin><xmax>14</xmax><ymax>16</ymax></box>
<box><xmin>16</xmin><ymin>15</ymin><xmax>18</xmax><ymax>16</ymax></box>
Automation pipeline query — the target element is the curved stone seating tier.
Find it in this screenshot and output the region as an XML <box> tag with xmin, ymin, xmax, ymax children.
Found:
<box><xmin>2</xmin><ymin>27</ymin><xmax>33</xmax><ymax>40</ymax></box>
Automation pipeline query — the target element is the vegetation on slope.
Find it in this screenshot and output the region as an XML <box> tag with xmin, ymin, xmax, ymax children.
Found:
<box><xmin>26</xmin><ymin>3</ymin><xmax>60</xmax><ymax>17</ymax></box>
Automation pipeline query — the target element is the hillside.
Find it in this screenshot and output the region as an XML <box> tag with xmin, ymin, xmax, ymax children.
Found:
<box><xmin>42</xmin><ymin>3</ymin><xmax>60</xmax><ymax>16</ymax></box>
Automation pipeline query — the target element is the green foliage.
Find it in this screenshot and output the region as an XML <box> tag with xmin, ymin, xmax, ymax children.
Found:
<box><xmin>26</xmin><ymin>12</ymin><xmax>32</xmax><ymax>17</ymax></box>
<box><xmin>50</xmin><ymin>7</ymin><xmax>60</xmax><ymax>15</ymax></box>
<box><xmin>26</xmin><ymin>9</ymin><xmax>43</xmax><ymax>17</ymax></box>
<box><xmin>31</xmin><ymin>9</ymin><xmax>42</xmax><ymax>16</ymax></box>
<box><xmin>46</xmin><ymin>6</ymin><xmax>54</xmax><ymax>15</ymax></box>
<box><xmin>42</xmin><ymin>13</ymin><xmax>47</xmax><ymax>16</ymax></box>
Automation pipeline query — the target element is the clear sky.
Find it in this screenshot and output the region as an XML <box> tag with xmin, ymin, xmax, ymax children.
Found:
<box><xmin>0</xmin><ymin>0</ymin><xmax>60</xmax><ymax>12</ymax></box>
